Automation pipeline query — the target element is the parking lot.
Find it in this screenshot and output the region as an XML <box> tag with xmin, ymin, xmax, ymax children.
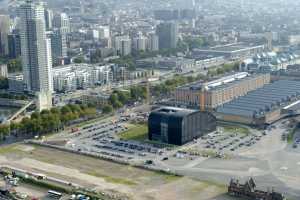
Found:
<box><xmin>197</xmin><ymin>126</ymin><xmax>265</xmax><ymax>154</ymax></box>
<box><xmin>48</xmin><ymin>111</ymin><xmax>171</xmax><ymax>164</ymax></box>
<box><xmin>39</xmin><ymin>114</ymin><xmax>300</xmax><ymax>199</ymax></box>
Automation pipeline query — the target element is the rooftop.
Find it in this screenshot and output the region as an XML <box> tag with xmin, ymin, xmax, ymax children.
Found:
<box><xmin>217</xmin><ymin>80</ymin><xmax>300</xmax><ymax>118</ymax></box>
<box><xmin>152</xmin><ymin>107</ymin><xmax>197</xmax><ymax>117</ymax></box>
<box><xmin>195</xmin><ymin>43</ymin><xmax>264</xmax><ymax>53</ymax></box>
<box><xmin>179</xmin><ymin>72</ymin><xmax>256</xmax><ymax>91</ymax></box>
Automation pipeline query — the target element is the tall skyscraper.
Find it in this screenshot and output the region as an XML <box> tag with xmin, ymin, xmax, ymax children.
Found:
<box><xmin>156</xmin><ymin>22</ymin><xmax>178</xmax><ymax>49</ymax></box>
<box><xmin>19</xmin><ymin>0</ymin><xmax>52</xmax><ymax>110</ymax></box>
<box><xmin>49</xmin><ymin>28</ymin><xmax>67</xmax><ymax>66</ymax></box>
<box><xmin>0</xmin><ymin>15</ymin><xmax>11</xmax><ymax>56</ymax></box>
<box><xmin>44</xmin><ymin>8</ymin><xmax>53</xmax><ymax>30</ymax></box>
<box><xmin>53</xmin><ymin>13</ymin><xmax>70</xmax><ymax>34</ymax></box>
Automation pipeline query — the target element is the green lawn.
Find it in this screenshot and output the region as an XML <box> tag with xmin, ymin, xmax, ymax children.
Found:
<box><xmin>119</xmin><ymin>124</ymin><xmax>177</xmax><ymax>148</ymax></box>
<box><xmin>223</xmin><ymin>125</ymin><xmax>250</xmax><ymax>135</ymax></box>
<box><xmin>119</xmin><ymin>123</ymin><xmax>148</xmax><ymax>141</ymax></box>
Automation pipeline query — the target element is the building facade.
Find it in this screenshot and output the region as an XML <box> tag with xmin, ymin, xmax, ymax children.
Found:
<box><xmin>49</xmin><ymin>29</ymin><xmax>67</xmax><ymax>66</ymax></box>
<box><xmin>148</xmin><ymin>33</ymin><xmax>159</xmax><ymax>52</ymax></box>
<box><xmin>175</xmin><ymin>73</ymin><xmax>271</xmax><ymax>110</ymax></box>
<box><xmin>0</xmin><ymin>64</ymin><xmax>8</xmax><ymax>78</ymax></box>
<box><xmin>114</xmin><ymin>35</ymin><xmax>132</xmax><ymax>56</ymax></box>
<box><xmin>8</xmin><ymin>31</ymin><xmax>21</xmax><ymax>59</ymax></box>
<box><xmin>44</xmin><ymin>8</ymin><xmax>53</xmax><ymax>30</ymax></box>
<box><xmin>156</xmin><ymin>22</ymin><xmax>178</xmax><ymax>49</ymax></box>
<box><xmin>53</xmin><ymin>13</ymin><xmax>70</xmax><ymax>34</ymax></box>
<box><xmin>0</xmin><ymin>15</ymin><xmax>10</xmax><ymax>56</ymax></box>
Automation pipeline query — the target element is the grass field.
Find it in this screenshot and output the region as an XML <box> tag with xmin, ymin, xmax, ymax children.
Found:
<box><xmin>222</xmin><ymin>125</ymin><xmax>250</xmax><ymax>135</ymax></box>
<box><xmin>119</xmin><ymin>123</ymin><xmax>177</xmax><ymax>148</ymax></box>
<box><xmin>0</xmin><ymin>144</ymin><xmax>230</xmax><ymax>200</ymax></box>
<box><xmin>119</xmin><ymin>123</ymin><xmax>148</xmax><ymax>141</ymax></box>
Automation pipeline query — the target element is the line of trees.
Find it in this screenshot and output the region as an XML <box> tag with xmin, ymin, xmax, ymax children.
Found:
<box><xmin>0</xmin><ymin>104</ymin><xmax>97</xmax><ymax>141</ymax></box>
<box><xmin>207</xmin><ymin>62</ymin><xmax>240</xmax><ymax>77</ymax></box>
<box><xmin>151</xmin><ymin>74</ymin><xmax>206</xmax><ymax>97</ymax></box>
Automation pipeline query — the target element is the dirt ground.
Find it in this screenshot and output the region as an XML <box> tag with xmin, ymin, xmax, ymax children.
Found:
<box><xmin>0</xmin><ymin>144</ymin><xmax>234</xmax><ymax>200</ymax></box>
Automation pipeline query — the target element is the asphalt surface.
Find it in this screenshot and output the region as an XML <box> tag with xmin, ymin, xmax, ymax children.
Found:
<box><xmin>45</xmin><ymin>111</ymin><xmax>300</xmax><ymax>200</ymax></box>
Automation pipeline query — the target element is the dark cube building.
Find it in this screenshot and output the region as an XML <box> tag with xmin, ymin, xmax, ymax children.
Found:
<box><xmin>148</xmin><ymin>107</ymin><xmax>217</xmax><ymax>145</ymax></box>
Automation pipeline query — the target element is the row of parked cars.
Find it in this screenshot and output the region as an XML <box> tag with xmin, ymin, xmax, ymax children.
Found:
<box><xmin>203</xmin><ymin>131</ymin><xmax>263</xmax><ymax>152</ymax></box>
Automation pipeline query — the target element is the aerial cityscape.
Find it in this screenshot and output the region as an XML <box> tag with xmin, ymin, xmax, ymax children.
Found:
<box><xmin>0</xmin><ymin>0</ymin><xmax>300</xmax><ymax>199</ymax></box>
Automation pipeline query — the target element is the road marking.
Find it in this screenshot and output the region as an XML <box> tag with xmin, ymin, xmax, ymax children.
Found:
<box><xmin>297</xmin><ymin>162</ymin><xmax>300</xmax><ymax>165</ymax></box>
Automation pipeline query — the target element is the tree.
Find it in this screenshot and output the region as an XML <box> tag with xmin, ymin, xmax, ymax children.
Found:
<box><xmin>116</xmin><ymin>90</ymin><xmax>130</xmax><ymax>104</ymax></box>
<box><xmin>61</xmin><ymin>105</ymin><xmax>72</xmax><ymax>115</ymax></box>
<box><xmin>109</xmin><ymin>93</ymin><xmax>119</xmax><ymax>106</ymax></box>
<box><xmin>7</xmin><ymin>58</ymin><xmax>22</xmax><ymax>73</ymax></box>
<box><xmin>31</xmin><ymin>111</ymin><xmax>41</xmax><ymax>119</ymax></box>
<box><xmin>73</xmin><ymin>56</ymin><xmax>85</xmax><ymax>63</ymax></box>
<box><xmin>50</xmin><ymin>107</ymin><xmax>61</xmax><ymax>115</ymax></box>
<box><xmin>216</xmin><ymin>68</ymin><xmax>225</xmax><ymax>75</ymax></box>
<box><xmin>102</xmin><ymin>105</ymin><xmax>113</xmax><ymax>114</ymax></box>
<box><xmin>184</xmin><ymin>37</ymin><xmax>204</xmax><ymax>50</ymax></box>
<box><xmin>69</xmin><ymin>104</ymin><xmax>82</xmax><ymax>113</ymax></box>
<box><xmin>0</xmin><ymin>124</ymin><xmax>10</xmax><ymax>140</ymax></box>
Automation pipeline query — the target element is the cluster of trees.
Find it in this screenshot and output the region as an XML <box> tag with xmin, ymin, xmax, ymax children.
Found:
<box><xmin>107</xmin><ymin>86</ymin><xmax>147</xmax><ymax>110</ymax></box>
<box><xmin>0</xmin><ymin>104</ymin><xmax>97</xmax><ymax>141</ymax></box>
<box><xmin>7</xmin><ymin>58</ymin><xmax>22</xmax><ymax>73</ymax></box>
<box><xmin>73</xmin><ymin>56</ymin><xmax>85</xmax><ymax>64</ymax></box>
<box><xmin>183</xmin><ymin>37</ymin><xmax>204</xmax><ymax>50</ymax></box>
<box><xmin>0</xmin><ymin>57</ymin><xmax>22</xmax><ymax>73</ymax></box>
<box><xmin>110</xmin><ymin>56</ymin><xmax>136</xmax><ymax>71</ymax></box>
<box><xmin>207</xmin><ymin>62</ymin><xmax>240</xmax><ymax>77</ymax></box>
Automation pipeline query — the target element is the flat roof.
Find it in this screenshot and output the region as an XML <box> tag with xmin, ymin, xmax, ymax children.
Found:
<box><xmin>152</xmin><ymin>107</ymin><xmax>197</xmax><ymax>117</ymax></box>
<box><xmin>178</xmin><ymin>72</ymin><xmax>266</xmax><ymax>91</ymax></box>
<box><xmin>195</xmin><ymin>43</ymin><xmax>264</xmax><ymax>53</ymax></box>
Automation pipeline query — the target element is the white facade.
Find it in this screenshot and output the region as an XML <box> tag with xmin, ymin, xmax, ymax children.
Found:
<box><xmin>0</xmin><ymin>64</ymin><xmax>8</xmax><ymax>78</ymax></box>
<box><xmin>133</xmin><ymin>36</ymin><xmax>147</xmax><ymax>51</ymax></box>
<box><xmin>52</xmin><ymin>64</ymin><xmax>114</xmax><ymax>92</ymax></box>
<box><xmin>114</xmin><ymin>35</ymin><xmax>132</xmax><ymax>56</ymax></box>
<box><xmin>46</xmin><ymin>38</ymin><xmax>53</xmax><ymax>92</ymax></box>
<box><xmin>148</xmin><ymin>34</ymin><xmax>159</xmax><ymax>51</ymax></box>
<box><xmin>98</xmin><ymin>26</ymin><xmax>110</xmax><ymax>39</ymax></box>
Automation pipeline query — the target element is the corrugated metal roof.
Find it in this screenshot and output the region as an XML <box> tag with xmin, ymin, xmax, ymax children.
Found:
<box><xmin>217</xmin><ymin>80</ymin><xmax>300</xmax><ymax>117</ymax></box>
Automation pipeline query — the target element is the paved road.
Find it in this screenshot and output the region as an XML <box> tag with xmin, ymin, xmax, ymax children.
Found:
<box><xmin>153</xmin><ymin>119</ymin><xmax>300</xmax><ymax>200</ymax></box>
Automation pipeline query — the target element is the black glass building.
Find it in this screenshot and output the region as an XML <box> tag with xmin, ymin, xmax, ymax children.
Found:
<box><xmin>148</xmin><ymin>107</ymin><xmax>217</xmax><ymax>145</ymax></box>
